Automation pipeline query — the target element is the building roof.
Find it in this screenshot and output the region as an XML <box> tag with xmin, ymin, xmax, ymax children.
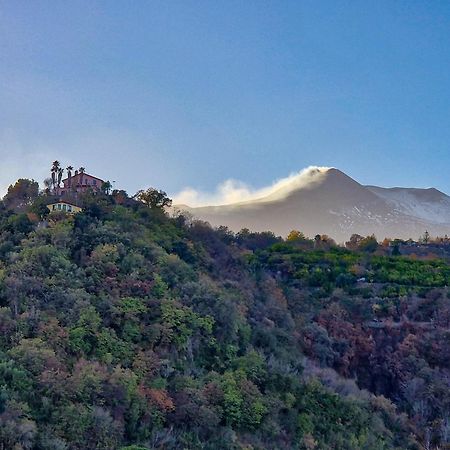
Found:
<box><xmin>62</xmin><ymin>173</ymin><xmax>105</xmax><ymax>183</ymax></box>
<box><xmin>48</xmin><ymin>200</ymin><xmax>81</xmax><ymax>208</ymax></box>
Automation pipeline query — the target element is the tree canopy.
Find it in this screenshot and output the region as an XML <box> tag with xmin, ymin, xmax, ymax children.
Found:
<box><xmin>0</xmin><ymin>178</ymin><xmax>448</xmax><ymax>448</ymax></box>
<box><xmin>3</xmin><ymin>178</ymin><xmax>39</xmax><ymax>210</ymax></box>
<box><xmin>134</xmin><ymin>188</ymin><xmax>172</xmax><ymax>209</ymax></box>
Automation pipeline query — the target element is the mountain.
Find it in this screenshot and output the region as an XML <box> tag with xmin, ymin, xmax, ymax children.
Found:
<box><xmin>175</xmin><ymin>168</ymin><xmax>450</xmax><ymax>241</ymax></box>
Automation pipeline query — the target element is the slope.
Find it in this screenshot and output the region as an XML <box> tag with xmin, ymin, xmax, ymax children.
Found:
<box><xmin>0</xmin><ymin>192</ymin><xmax>418</xmax><ymax>449</ymax></box>
<box><xmin>176</xmin><ymin>168</ymin><xmax>450</xmax><ymax>241</ymax></box>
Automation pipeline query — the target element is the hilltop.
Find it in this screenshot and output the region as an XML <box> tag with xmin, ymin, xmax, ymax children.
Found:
<box><xmin>0</xmin><ymin>179</ymin><xmax>450</xmax><ymax>448</ymax></box>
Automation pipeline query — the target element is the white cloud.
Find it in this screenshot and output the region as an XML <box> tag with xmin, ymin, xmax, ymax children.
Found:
<box><xmin>172</xmin><ymin>165</ymin><xmax>332</xmax><ymax>206</ymax></box>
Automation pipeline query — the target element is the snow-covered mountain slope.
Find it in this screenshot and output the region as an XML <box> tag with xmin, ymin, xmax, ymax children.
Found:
<box><xmin>366</xmin><ymin>186</ymin><xmax>450</xmax><ymax>224</ymax></box>
<box><xmin>174</xmin><ymin>168</ymin><xmax>450</xmax><ymax>242</ymax></box>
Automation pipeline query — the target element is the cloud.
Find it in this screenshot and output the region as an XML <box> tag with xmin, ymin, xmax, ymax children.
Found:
<box><xmin>172</xmin><ymin>166</ymin><xmax>332</xmax><ymax>206</ymax></box>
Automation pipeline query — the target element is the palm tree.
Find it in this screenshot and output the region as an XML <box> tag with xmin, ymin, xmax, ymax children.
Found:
<box><xmin>51</xmin><ymin>160</ymin><xmax>60</xmax><ymax>190</ymax></box>
<box><xmin>57</xmin><ymin>167</ymin><xmax>64</xmax><ymax>187</ymax></box>
<box><xmin>66</xmin><ymin>166</ymin><xmax>73</xmax><ymax>187</ymax></box>
<box><xmin>51</xmin><ymin>169</ymin><xmax>56</xmax><ymax>190</ymax></box>
<box><xmin>78</xmin><ymin>167</ymin><xmax>85</xmax><ymax>186</ymax></box>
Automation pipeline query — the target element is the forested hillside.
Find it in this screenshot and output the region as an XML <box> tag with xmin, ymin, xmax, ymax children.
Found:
<box><xmin>1</xmin><ymin>184</ymin><xmax>449</xmax><ymax>449</ymax></box>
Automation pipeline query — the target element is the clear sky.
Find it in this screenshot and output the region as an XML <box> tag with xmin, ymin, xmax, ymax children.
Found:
<box><xmin>1</xmin><ymin>1</ymin><xmax>450</xmax><ymax>200</ymax></box>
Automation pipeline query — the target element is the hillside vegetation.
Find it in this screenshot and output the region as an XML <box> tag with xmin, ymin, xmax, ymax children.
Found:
<box><xmin>0</xmin><ymin>185</ymin><xmax>449</xmax><ymax>449</ymax></box>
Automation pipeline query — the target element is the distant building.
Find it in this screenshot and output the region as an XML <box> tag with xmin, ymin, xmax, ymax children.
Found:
<box><xmin>55</xmin><ymin>172</ymin><xmax>105</xmax><ymax>196</ymax></box>
<box><xmin>47</xmin><ymin>201</ymin><xmax>82</xmax><ymax>214</ymax></box>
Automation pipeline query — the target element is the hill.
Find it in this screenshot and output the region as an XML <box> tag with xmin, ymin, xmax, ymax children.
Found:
<box><xmin>2</xmin><ymin>186</ymin><xmax>450</xmax><ymax>448</ymax></box>
<box><xmin>176</xmin><ymin>167</ymin><xmax>450</xmax><ymax>241</ymax></box>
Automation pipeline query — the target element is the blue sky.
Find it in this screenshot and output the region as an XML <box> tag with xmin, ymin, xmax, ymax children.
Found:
<box><xmin>1</xmin><ymin>1</ymin><xmax>450</xmax><ymax>200</ymax></box>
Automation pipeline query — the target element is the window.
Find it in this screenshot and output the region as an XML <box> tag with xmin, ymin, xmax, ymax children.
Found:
<box><xmin>68</xmin><ymin>205</ymin><xmax>72</xmax><ymax>212</ymax></box>
<box><xmin>52</xmin><ymin>205</ymin><xmax>56</xmax><ymax>211</ymax></box>
<box><xmin>57</xmin><ymin>204</ymin><xmax>61</xmax><ymax>210</ymax></box>
<box><xmin>93</xmin><ymin>180</ymin><xmax>97</xmax><ymax>186</ymax></box>
<box><xmin>62</xmin><ymin>204</ymin><xmax>67</xmax><ymax>211</ymax></box>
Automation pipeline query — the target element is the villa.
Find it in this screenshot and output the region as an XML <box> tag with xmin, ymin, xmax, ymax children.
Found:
<box><xmin>55</xmin><ymin>171</ymin><xmax>105</xmax><ymax>196</ymax></box>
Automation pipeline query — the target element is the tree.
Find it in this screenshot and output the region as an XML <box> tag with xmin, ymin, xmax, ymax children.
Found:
<box><xmin>3</xmin><ymin>179</ymin><xmax>39</xmax><ymax>210</ymax></box>
<box><xmin>345</xmin><ymin>234</ymin><xmax>364</xmax><ymax>250</ymax></box>
<box><xmin>380</xmin><ymin>238</ymin><xmax>391</xmax><ymax>249</ymax></box>
<box><xmin>30</xmin><ymin>197</ymin><xmax>50</xmax><ymax>219</ymax></box>
<box><xmin>392</xmin><ymin>244</ymin><xmax>401</xmax><ymax>256</ymax></box>
<box><xmin>101</xmin><ymin>181</ymin><xmax>112</xmax><ymax>195</ymax></box>
<box><xmin>0</xmin><ymin>401</ymin><xmax>37</xmax><ymax>450</ymax></box>
<box><xmin>66</xmin><ymin>166</ymin><xmax>74</xmax><ymax>187</ymax></box>
<box><xmin>51</xmin><ymin>160</ymin><xmax>60</xmax><ymax>190</ymax></box>
<box><xmin>134</xmin><ymin>188</ymin><xmax>172</xmax><ymax>209</ymax></box>
<box><xmin>112</xmin><ymin>189</ymin><xmax>129</xmax><ymax>205</ymax></box>
<box><xmin>236</xmin><ymin>229</ymin><xmax>280</xmax><ymax>250</ymax></box>
<box><xmin>43</xmin><ymin>178</ymin><xmax>53</xmax><ymax>195</ymax></box>
<box><xmin>287</xmin><ymin>230</ymin><xmax>307</xmax><ymax>242</ymax></box>
<box><xmin>357</xmin><ymin>235</ymin><xmax>379</xmax><ymax>253</ymax></box>
<box><xmin>4</xmin><ymin>213</ymin><xmax>33</xmax><ymax>235</ymax></box>
<box><xmin>79</xmin><ymin>167</ymin><xmax>86</xmax><ymax>186</ymax></box>
<box><xmin>314</xmin><ymin>234</ymin><xmax>337</xmax><ymax>250</ymax></box>
<box><xmin>57</xmin><ymin>168</ymin><xmax>64</xmax><ymax>188</ymax></box>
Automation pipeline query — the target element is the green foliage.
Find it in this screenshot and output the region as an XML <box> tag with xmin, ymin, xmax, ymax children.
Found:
<box><xmin>134</xmin><ymin>188</ymin><xmax>172</xmax><ymax>209</ymax></box>
<box><xmin>120</xmin><ymin>446</ymin><xmax>149</xmax><ymax>450</ymax></box>
<box><xmin>357</xmin><ymin>234</ymin><xmax>379</xmax><ymax>253</ymax></box>
<box><xmin>216</xmin><ymin>370</ymin><xmax>267</xmax><ymax>429</ymax></box>
<box><xmin>5</xmin><ymin>213</ymin><xmax>34</xmax><ymax>234</ymax></box>
<box><xmin>3</xmin><ymin>178</ymin><xmax>39</xmax><ymax>210</ymax></box>
<box><xmin>0</xmin><ymin>186</ymin><xmax>431</xmax><ymax>449</ymax></box>
<box><xmin>160</xmin><ymin>299</ymin><xmax>214</xmax><ymax>348</ymax></box>
<box><xmin>287</xmin><ymin>229</ymin><xmax>308</xmax><ymax>242</ymax></box>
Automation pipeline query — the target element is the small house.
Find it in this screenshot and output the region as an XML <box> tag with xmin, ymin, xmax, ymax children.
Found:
<box><xmin>47</xmin><ymin>201</ymin><xmax>82</xmax><ymax>214</ymax></box>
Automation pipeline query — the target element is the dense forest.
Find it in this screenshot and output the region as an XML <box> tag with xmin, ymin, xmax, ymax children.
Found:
<box><xmin>1</xmin><ymin>179</ymin><xmax>450</xmax><ymax>449</ymax></box>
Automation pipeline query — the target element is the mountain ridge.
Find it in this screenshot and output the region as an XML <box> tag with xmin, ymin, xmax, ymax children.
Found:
<box><xmin>174</xmin><ymin>168</ymin><xmax>450</xmax><ymax>241</ymax></box>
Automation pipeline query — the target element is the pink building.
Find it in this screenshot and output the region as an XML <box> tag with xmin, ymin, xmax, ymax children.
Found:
<box><xmin>55</xmin><ymin>172</ymin><xmax>105</xmax><ymax>196</ymax></box>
